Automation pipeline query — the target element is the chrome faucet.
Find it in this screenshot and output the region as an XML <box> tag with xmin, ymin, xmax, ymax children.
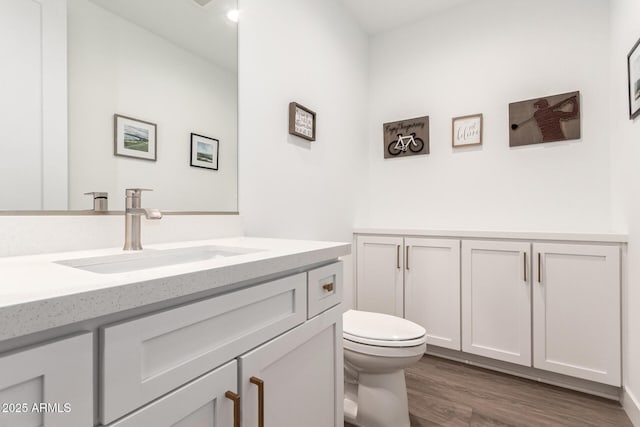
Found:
<box><xmin>123</xmin><ymin>188</ymin><xmax>162</xmax><ymax>251</ymax></box>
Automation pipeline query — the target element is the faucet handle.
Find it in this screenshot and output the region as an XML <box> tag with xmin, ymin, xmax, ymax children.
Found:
<box><xmin>125</xmin><ymin>188</ymin><xmax>153</xmax><ymax>197</ymax></box>
<box><xmin>84</xmin><ymin>192</ymin><xmax>108</xmax><ymax>211</ymax></box>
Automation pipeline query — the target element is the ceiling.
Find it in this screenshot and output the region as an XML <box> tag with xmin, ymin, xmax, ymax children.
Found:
<box><xmin>340</xmin><ymin>0</ymin><xmax>474</xmax><ymax>35</ymax></box>
<box><xmin>89</xmin><ymin>0</ymin><xmax>237</xmax><ymax>71</ymax></box>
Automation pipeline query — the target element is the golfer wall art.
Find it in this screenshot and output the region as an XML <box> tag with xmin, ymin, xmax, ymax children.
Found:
<box><xmin>508</xmin><ymin>91</ymin><xmax>581</xmax><ymax>147</ymax></box>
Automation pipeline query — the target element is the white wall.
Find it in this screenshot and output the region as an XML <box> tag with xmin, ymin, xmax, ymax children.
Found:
<box><xmin>238</xmin><ymin>0</ymin><xmax>369</xmax><ymax>308</ymax></box>
<box><xmin>365</xmin><ymin>0</ymin><xmax>612</xmax><ymax>232</ymax></box>
<box><xmin>67</xmin><ymin>0</ymin><xmax>237</xmax><ymax>212</ymax></box>
<box><xmin>0</xmin><ymin>0</ymin><xmax>67</xmax><ymax>210</ymax></box>
<box><xmin>610</xmin><ymin>0</ymin><xmax>640</xmax><ymax>422</ymax></box>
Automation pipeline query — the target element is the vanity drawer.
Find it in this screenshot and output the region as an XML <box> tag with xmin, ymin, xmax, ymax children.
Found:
<box><xmin>307</xmin><ymin>261</ymin><xmax>343</xmax><ymax>318</ymax></box>
<box><xmin>100</xmin><ymin>273</ymin><xmax>306</xmax><ymax>424</ymax></box>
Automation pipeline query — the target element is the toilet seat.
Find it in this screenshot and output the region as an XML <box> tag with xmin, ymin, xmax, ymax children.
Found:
<box><xmin>343</xmin><ymin>310</ymin><xmax>426</xmax><ymax>348</ymax></box>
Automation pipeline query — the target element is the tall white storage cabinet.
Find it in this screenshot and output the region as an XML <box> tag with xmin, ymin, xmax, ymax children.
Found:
<box><xmin>356</xmin><ymin>235</ymin><xmax>404</xmax><ymax>316</ymax></box>
<box><xmin>461</xmin><ymin>240</ymin><xmax>532</xmax><ymax>366</ymax></box>
<box><xmin>404</xmin><ymin>238</ymin><xmax>461</xmax><ymax>350</ymax></box>
<box><xmin>532</xmin><ymin>243</ymin><xmax>621</xmax><ymax>386</ymax></box>
<box><xmin>355</xmin><ymin>235</ymin><xmax>461</xmax><ymax>351</ymax></box>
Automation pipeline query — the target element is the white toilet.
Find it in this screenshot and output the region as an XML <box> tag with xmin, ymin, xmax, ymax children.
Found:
<box><xmin>343</xmin><ymin>309</ymin><xmax>426</xmax><ymax>427</ymax></box>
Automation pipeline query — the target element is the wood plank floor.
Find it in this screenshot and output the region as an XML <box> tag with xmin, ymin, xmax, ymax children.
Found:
<box><xmin>345</xmin><ymin>355</ymin><xmax>632</xmax><ymax>427</ymax></box>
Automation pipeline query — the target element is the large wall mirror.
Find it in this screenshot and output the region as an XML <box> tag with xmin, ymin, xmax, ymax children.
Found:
<box><xmin>0</xmin><ymin>0</ymin><xmax>238</xmax><ymax>213</ymax></box>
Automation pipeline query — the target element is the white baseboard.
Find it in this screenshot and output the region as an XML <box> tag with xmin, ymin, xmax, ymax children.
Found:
<box><xmin>426</xmin><ymin>347</ymin><xmax>621</xmax><ymax>400</ymax></box>
<box><xmin>623</xmin><ymin>388</ymin><xmax>640</xmax><ymax>427</ymax></box>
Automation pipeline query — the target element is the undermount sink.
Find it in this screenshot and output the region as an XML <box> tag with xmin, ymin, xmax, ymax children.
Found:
<box><xmin>55</xmin><ymin>245</ymin><xmax>263</xmax><ymax>274</ymax></box>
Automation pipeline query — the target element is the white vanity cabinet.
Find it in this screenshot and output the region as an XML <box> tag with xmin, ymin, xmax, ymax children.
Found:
<box><xmin>0</xmin><ymin>333</ymin><xmax>93</xmax><ymax>427</ymax></box>
<box><xmin>100</xmin><ymin>262</ymin><xmax>344</xmax><ymax>426</ymax></box>
<box><xmin>461</xmin><ymin>240</ymin><xmax>532</xmax><ymax>366</ymax></box>
<box><xmin>355</xmin><ymin>235</ymin><xmax>461</xmax><ymax>351</ymax></box>
<box><xmin>532</xmin><ymin>243</ymin><xmax>620</xmax><ymax>386</ymax></box>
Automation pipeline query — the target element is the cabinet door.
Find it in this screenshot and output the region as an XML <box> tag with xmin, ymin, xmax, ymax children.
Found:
<box><xmin>533</xmin><ymin>243</ymin><xmax>620</xmax><ymax>386</ymax></box>
<box><xmin>356</xmin><ymin>235</ymin><xmax>404</xmax><ymax>316</ymax></box>
<box><xmin>0</xmin><ymin>333</ymin><xmax>92</xmax><ymax>427</ymax></box>
<box><xmin>239</xmin><ymin>306</ymin><xmax>342</xmax><ymax>427</ymax></box>
<box><xmin>462</xmin><ymin>240</ymin><xmax>531</xmax><ymax>366</ymax></box>
<box><xmin>405</xmin><ymin>237</ymin><xmax>460</xmax><ymax>350</ymax></box>
<box><xmin>108</xmin><ymin>360</ymin><xmax>237</xmax><ymax>427</ymax></box>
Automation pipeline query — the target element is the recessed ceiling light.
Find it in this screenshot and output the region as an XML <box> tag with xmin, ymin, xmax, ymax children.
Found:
<box><xmin>227</xmin><ymin>9</ymin><xmax>240</xmax><ymax>23</ymax></box>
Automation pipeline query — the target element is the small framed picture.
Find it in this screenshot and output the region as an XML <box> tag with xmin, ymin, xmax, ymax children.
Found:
<box><xmin>190</xmin><ymin>133</ymin><xmax>219</xmax><ymax>170</ymax></box>
<box><xmin>289</xmin><ymin>102</ymin><xmax>316</xmax><ymax>141</ymax></box>
<box><xmin>628</xmin><ymin>37</ymin><xmax>640</xmax><ymax>119</ymax></box>
<box><xmin>452</xmin><ymin>114</ymin><xmax>483</xmax><ymax>147</ymax></box>
<box><xmin>114</xmin><ymin>114</ymin><xmax>157</xmax><ymax>161</ymax></box>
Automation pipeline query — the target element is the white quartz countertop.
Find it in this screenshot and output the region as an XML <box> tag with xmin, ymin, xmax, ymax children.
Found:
<box><xmin>353</xmin><ymin>228</ymin><xmax>628</xmax><ymax>243</ymax></box>
<box><xmin>0</xmin><ymin>237</ymin><xmax>350</xmax><ymax>341</ymax></box>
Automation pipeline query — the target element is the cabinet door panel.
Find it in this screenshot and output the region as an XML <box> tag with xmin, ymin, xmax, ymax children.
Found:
<box><xmin>462</xmin><ymin>240</ymin><xmax>531</xmax><ymax>366</ymax></box>
<box><xmin>356</xmin><ymin>235</ymin><xmax>404</xmax><ymax>316</ymax></box>
<box><xmin>533</xmin><ymin>243</ymin><xmax>620</xmax><ymax>386</ymax></box>
<box><xmin>108</xmin><ymin>360</ymin><xmax>236</xmax><ymax>427</ymax></box>
<box><xmin>0</xmin><ymin>333</ymin><xmax>92</xmax><ymax>427</ymax></box>
<box><xmin>240</xmin><ymin>306</ymin><xmax>342</xmax><ymax>427</ymax></box>
<box><xmin>405</xmin><ymin>238</ymin><xmax>460</xmax><ymax>350</ymax></box>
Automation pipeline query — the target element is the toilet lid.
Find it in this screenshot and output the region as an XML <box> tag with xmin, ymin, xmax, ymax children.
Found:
<box><xmin>343</xmin><ymin>310</ymin><xmax>426</xmax><ymax>347</ymax></box>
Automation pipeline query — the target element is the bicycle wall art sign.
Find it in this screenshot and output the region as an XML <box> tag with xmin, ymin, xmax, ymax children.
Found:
<box><xmin>383</xmin><ymin>116</ymin><xmax>429</xmax><ymax>159</ymax></box>
<box><xmin>508</xmin><ymin>91</ymin><xmax>581</xmax><ymax>147</ymax></box>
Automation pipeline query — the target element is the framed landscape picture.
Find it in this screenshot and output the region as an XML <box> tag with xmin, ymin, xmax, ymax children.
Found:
<box><xmin>114</xmin><ymin>114</ymin><xmax>157</xmax><ymax>161</ymax></box>
<box><xmin>190</xmin><ymin>133</ymin><xmax>219</xmax><ymax>170</ymax></box>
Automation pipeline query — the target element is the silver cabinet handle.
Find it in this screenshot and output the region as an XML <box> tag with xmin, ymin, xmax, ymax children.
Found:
<box><xmin>538</xmin><ymin>252</ymin><xmax>542</xmax><ymax>283</ymax></box>
<box><xmin>523</xmin><ymin>252</ymin><xmax>527</xmax><ymax>282</ymax></box>
<box><xmin>406</xmin><ymin>246</ymin><xmax>410</xmax><ymax>270</ymax></box>
<box><xmin>396</xmin><ymin>245</ymin><xmax>400</xmax><ymax>269</ymax></box>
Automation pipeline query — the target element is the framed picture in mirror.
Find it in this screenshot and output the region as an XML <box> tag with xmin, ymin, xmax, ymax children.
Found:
<box><xmin>190</xmin><ymin>133</ymin><xmax>219</xmax><ymax>170</ymax></box>
<box><xmin>114</xmin><ymin>114</ymin><xmax>157</xmax><ymax>161</ymax></box>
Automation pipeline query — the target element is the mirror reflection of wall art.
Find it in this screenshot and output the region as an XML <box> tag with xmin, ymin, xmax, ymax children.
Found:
<box><xmin>628</xmin><ymin>37</ymin><xmax>640</xmax><ymax>119</ymax></box>
<box><xmin>452</xmin><ymin>114</ymin><xmax>483</xmax><ymax>148</ymax></box>
<box><xmin>288</xmin><ymin>102</ymin><xmax>316</xmax><ymax>141</ymax></box>
<box><xmin>190</xmin><ymin>133</ymin><xmax>219</xmax><ymax>170</ymax></box>
<box><xmin>383</xmin><ymin>116</ymin><xmax>429</xmax><ymax>158</ymax></box>
<box><xmin>114</xmin><ymin>114</ymin><xmax>157</xmax><ymax>161</ymax></box>
<box><xmin>509</xmin><ymin>91</ymin><xmax>580</xmax><ymax>147</ymax></box>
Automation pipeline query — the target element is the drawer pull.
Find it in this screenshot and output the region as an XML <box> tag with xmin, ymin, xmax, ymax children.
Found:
<box><xmin>225</xmin><ymin>391</ymin><xmax>240</xmax><ymax>427</ymax></box>
<box><xmin>322</xmin><ymin>283</ymin><xmax>334</xmax><ymax>292</ymax></box>
<box><xmin>250</xmin><ymin>376</ymin><xmax>264</xmax><ymax>427</ymax></box>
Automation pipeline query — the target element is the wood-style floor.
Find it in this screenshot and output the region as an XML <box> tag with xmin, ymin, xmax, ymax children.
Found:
<box><xmin>345</xmin><ymin>355</ymin><xmax>632</xmax><ymax>427</ymax></box>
